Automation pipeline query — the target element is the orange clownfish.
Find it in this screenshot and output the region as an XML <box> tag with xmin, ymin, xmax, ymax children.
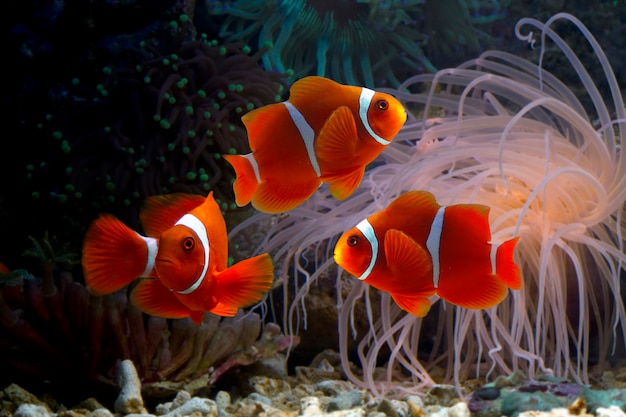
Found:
<box><xmin>82</xmin><ymin>192</ymin><xmax>274</xmax><ymax>324</ymax></box>
<box><xmin>333</xmin><ymin>190</ymin><xmax>522</xmax><ymax>316</ymax></box>
<box><xmin>224</xmin><ymin>76</ymin><xmax>407</xmax><ymax>214</ymax></box>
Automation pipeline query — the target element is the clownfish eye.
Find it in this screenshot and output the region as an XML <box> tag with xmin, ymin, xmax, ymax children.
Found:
<box><xmin>182</xmin><ymin>236</ymin><xmax>195</xmax><ymax>251</ymax></box>
<box><xmin>376</xmin><ymin>99</ymin><xmax>389</xmax><ymax>110</ymax></box>
<box><xmin>347</xmin><ymin>235</ymin><xmax>359</xmax><ymax>247</ymax></box>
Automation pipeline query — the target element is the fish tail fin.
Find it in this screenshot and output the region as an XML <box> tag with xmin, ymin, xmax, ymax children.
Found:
<box><xmin>82</xmin><ymin>214</ymin><xmax>156</xmax><ymax>295</ymax></box>
<box><xmin>209</xmin><ymin>253</ymin><xmax>274</xmax><ymax>317</ymax></box>
<box><xmin>495</xmin><ymin>237</ymin><xmax>522</xmax><ymax>290</ymax></box>
<box><xmin>223</xmin><ymin>153</ymin><xmax>260</xmax><ymax>207</ymax></box>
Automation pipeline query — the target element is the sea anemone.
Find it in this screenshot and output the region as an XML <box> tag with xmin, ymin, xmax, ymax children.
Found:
<box><xmin>203</xmin><ymin>0</ymin><xmax>507</xmax><ymax>87</ymax></box>
<box><xmin>228</xmin><ymin>12</ymin><xmax>626</xmax><ymax>397</ymax></box>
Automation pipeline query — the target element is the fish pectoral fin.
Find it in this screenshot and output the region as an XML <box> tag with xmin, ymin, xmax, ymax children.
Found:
<box><xmin>314</xmin><ymin>106</ymin><xmax>364</xmax><ymax>200</ymax></box>
<box><xmin>210</xmin><ymin>253</ymin><xmax>274</xmax><ymax>317</ymax></box>
<box><xmin>82</xmin><ymin>213</ymin><xmax>152</xmax><ymax>295</ymax></box>
<box><xmin>252</xmin><ymin>179</ymin><xmax>320</xmax><ymax>213</ymax></box>
<box><xmin>437</xmin><ymin>273</ymin><xmax>508</xmax><ymax>310</ymax></box>
<box><xmin>323</xmin><ymin>166</ymin><xmax>365</xmax><ymax>200</ymax></box>
<box><xmin>131</xmin><ymin>279</ymin><xmax>203</xmax><ymax>323</ymax></box>
<box><xmin>384</xmin><ymin>229</ymin><xmax>435</xmax><ymax>314</ymax></box>
<box><xmin>391</xmin><ymin>293</ymin><xmax>433</xmax><ymax>317</ymax></box>
<box><xmin>315</xmin><ymin>106</ymin><xmax>359</xmax><ymax>165</ymax></box>
<box><xmin>140</xmin><ymin>193</ymin><xmax>206</xmax><ymax>237</ymax></box>
<box><xmin>384</xmin><ymin>229</ymin><xmax>432</xmax><ymax>279</ymax></box>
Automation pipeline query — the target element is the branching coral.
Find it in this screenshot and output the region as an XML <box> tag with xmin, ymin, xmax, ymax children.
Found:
<box><xmin>0</xmin><ymin>235</ymin><xmax>297</xmax><ymax>404</ymax></box>
<box><xmin>25</xmin><ymin>13</ymin><xmax>287</xmax><ymax>228</ymax></box>
<box><xmin>203</xmin><ymin>0</ymin><xmax>507</xmax><ymax>87</ymax></box>
<box><xmin>228</xmin><ymin>12</ymin><xmax>626</xmax><ymax>397</ymax></box>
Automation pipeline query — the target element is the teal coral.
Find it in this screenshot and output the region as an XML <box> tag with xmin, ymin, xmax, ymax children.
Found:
<box><xmin>469</xmin><ymin>376</ymin><xmax>626</xmax><ymax>417</ymax></box>
<box><xmin>204</xmin><ymin>0</ymin><xmax>507</xmax><ymax>87</ymax></box>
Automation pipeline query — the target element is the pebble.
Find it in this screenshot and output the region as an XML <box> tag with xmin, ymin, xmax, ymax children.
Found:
<box><xmin>14</xmin><ymin>404</ymin><xmax>51</xmax><ymax>417</ymax></box>
<box><xmin>4</xmin><ymin>361</ymin><xmax>626</xmax><ymax>417</ymax></box>
<box><xmin>597</xmin><ymin>406</ymin><xmax>626</xmax><ymax>417</ymax></box>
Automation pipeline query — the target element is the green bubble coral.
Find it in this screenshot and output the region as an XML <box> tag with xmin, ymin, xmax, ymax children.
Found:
<box><xmin>27</xmin><ymin>31</ymin><xmax>286</xmax><ymax>226</ymax></box>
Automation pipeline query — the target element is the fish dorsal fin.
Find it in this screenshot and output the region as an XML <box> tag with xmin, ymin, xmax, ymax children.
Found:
<box><xmin>188</xmin><ymin>192</ymin><xmax>226</xmax><ymax>235</ymax></box>
<box><xmin>241</xmin><ymin>103</ymin><xmax>283</xmax><ymax>150</ymax></box>
<box><xmin>140</xmin><ymin>193</ymin><xmax>205</xmax><ymax>237</ymax></box>
<box><xmin>287</xmin><ymin>76</ymin><xmax>343</xmax><ymax>109</ymax></box>
<box><xmin>388</xmin><ymin>190</ymin><xmax>440</xmax><ymax>213</ymax></box>
<box><xmin>444</xmin><ymin>203</ymin><xmax>491</xmax><ymax>244</ymax></box>
<box><xmin>391</xmin><ymin>293</ymin><xmax>433</xmax><ymax>317</ymax></box>
<box><xmin>384</xmin><ymin>229</ymin><xmax>432</xmax><ymax>280</ymax></box>
<box><xmin>315</xmin><ymin>106</ymin><xmax>359</xmax><ymax>164</ymax></box>
<box><xmin>186</xmin><ymin>192</ymin><xmax>228</xmax><ymax>269</ymax></box>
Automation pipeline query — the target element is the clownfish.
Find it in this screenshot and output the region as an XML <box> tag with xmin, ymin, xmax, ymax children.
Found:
<box><xmin>82</xmin><ymin>192</ymin><xmax>274</xmax><ymax>324</ymax></box>
<box><xmin>333</xmin><ymin>190</ymin><xmax>521</xmax><ymax>316</ymax></box>
<box><xmin>224</xmin><ymin>76</ymin><xmax>407</xmax><ymax>214</ymax></box>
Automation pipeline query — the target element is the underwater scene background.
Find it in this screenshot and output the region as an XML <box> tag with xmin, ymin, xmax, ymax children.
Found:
<box><xmin>3</xmin><ymin>0</ymin><xmax>626</xmax><ymax>415</ymax></box>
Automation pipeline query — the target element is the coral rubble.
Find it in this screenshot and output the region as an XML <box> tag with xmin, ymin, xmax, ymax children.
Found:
<box><xmin>0</xmin><ymin>240</ymin><xmax>297</xmax><ymax>404</ymax></box>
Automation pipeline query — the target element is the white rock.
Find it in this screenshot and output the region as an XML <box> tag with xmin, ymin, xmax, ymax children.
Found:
<box><xmin>597</xmin><ymin>406</ymin><xmax>626</xmax><ymax>417</ymax></box>
<box><xmin>115</xmin><ymin>360</ymin><xmax>148</xmax><ymax>415</ymax></box>
<box><xmin>301</xmin><ymin>396</ymin><xmax>323</xmax><ymax>416</ymax></box>
<box><xmin>428</xmin><ymin>402</ymin><xmax>470</xmax><ymax>417</ymax></box>
<box><xmin>159</xmin><ymin>397</ymin><xmax>217</xmax><ymax>417</ymax></box>
<box><xmin>91</xmin><ymin>408</ymin><xmax>115</xmax><ymax>417</ymax></box>
<box><xmin>14</xmin><ymin>404</ymin><xmax>52</xmax><ymax>417</ymax></box>
<box><xmin>518</xmin><ymin>408</ymin><xmax>573</xmax><ymax>417</ymax></box>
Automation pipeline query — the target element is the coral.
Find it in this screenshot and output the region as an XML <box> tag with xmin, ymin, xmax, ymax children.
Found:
<box><xmin>203</xmin><ymin>0</ymin><xmax>507</xmax><ymax>87</ymax></box>
<box><xmin>2</xmin><ymin>1</ymin><xmax>287</xmax><ymax>262</ymax></box>
<box><xmin>115</xmin><ymin>360</ymin><xmax>148</xmax><ymax>415</ymax></box>
<box><xmin>421</xmin><ymin>0</ymin><xmax>505</xmax><ymax>69</ymax></box>
<box><xmin>2</xmin><ymin>1</ymin><xmax>201</xmax><ymax>262</ymax></box>
<box><xmin>25</xmin><ymin>18</ymin><xmax>286</xmax><ymax>226</ymax></box>
<box><xmin>228</xmin><ymin>12</ymin><xmax>626</xmax><ymax>397</ymax></box>
<box><xmin>0</xmin><ymin>236</ymin><xmax>298</xmax><ymax>405</ymax></box>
